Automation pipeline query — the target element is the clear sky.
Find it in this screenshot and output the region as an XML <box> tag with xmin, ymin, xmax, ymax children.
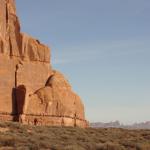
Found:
<box><xmin>16</xmin><ymin>0</ymin><xmax>150</xmax><ymax>124</ymax></box>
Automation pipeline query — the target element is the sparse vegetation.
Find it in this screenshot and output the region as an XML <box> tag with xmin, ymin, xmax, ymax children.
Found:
<box><xmin>0</xmin><ymin>122</ymin><xmax>150</xmax><ymax>150</ymax></box>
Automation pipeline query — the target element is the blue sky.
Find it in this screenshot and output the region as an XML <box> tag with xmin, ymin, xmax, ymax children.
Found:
<box><xmin>16</xmin><ymin>0</ymin><xmax>150</xmax><ymax>124</ymax></box>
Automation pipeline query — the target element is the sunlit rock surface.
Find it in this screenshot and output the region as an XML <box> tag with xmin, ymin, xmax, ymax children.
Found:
<box><xmin>0</xmin><ymin>0</ymin><xmax>88</xmax><ymax>127</ymax></box>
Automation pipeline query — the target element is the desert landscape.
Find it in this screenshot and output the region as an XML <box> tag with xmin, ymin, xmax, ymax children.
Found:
<box><xmin>0</xmin><ymin>0</ymin><xmax>150</xmax><ymax>150</ymax></box>
<box><xmin>0</xmin><ymin>122</ymin><xmax>150</xmax><ymax>150</ymax></box>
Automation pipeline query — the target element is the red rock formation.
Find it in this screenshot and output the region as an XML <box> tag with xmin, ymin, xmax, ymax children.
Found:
<box><xmin>0</xmin><ymin>0</ymin><xmax>88</xmax><ymax>127</ymax></box>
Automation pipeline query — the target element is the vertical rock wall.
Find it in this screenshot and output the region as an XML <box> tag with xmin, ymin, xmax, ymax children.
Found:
<box><xmin>0</xmin><ymin>0</ymin><xmax>88</xmax><ymax>127</ymax></box>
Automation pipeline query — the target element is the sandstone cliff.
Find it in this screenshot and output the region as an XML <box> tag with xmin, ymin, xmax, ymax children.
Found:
<box><xmin>0</xmin><ymin>0</ymin><xmax>88</xmax><ymax>127</ymax></box>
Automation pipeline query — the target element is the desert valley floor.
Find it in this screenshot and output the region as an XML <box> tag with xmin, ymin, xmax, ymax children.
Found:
<box><xmin>0</xmin><ymin>122</ymin><xmax>150</xmax><ymax>150</ymax></box>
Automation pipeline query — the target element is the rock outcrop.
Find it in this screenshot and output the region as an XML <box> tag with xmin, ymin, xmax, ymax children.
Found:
<box><xmin>0</xmin><ymin>0</ymin><xmax>88</xmax><ymax>127</ymax></box>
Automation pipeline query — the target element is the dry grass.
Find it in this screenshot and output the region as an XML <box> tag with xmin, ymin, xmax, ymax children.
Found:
<box><xmin>0</xmin><ymin>122</ymin><xmax>150</xmax><ymax>150</ymax></box>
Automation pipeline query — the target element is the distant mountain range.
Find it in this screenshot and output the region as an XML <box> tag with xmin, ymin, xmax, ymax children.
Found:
<box><xmin>90</xmin><ymin>121</ymin><xmax>150</xmax><ymax>129</ymax></box>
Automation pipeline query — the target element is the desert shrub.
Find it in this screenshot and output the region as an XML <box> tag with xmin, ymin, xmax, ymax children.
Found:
<box><xmin>63</xmin><ymin>145</ymin><xmax>85</xmax><ymax>150</ymax></box>
<box><xmin>136</xmin><ymin>143</ymin><xmax>150</xmax><ymax>150</ymax></box>
<box><xmin>107</xmin><ymin>142</ymin><xmax>125</xmax><ymax>150</ymax></box>
<box><xmin>0</xmin><ymin>122</ymin><xmax>8</xmax><ymax>128</ymax></box>
<box><xmin>50</xmin><ymin>145</ymin><xmax>59</xmax><ymax>150</ymax></box>
<box><xmin>95</xmin><ymin>143</ymin><xmax>107</xmax><ymax>150</ymax></box>
<box><xmin>95</xmin><ymin>143</ymin><xmax>126</xmax><ymax>150</ymax></box>
<box><xmin>120</xmin><ymin>140</ymin><xmax>136</xmax><ymax>149</ymax></box>
<box><xmin>0</xmin><ymin>146</ymin><xmax>15</xmax><ymax>150</ymax></box>
<box><xmin>0</xmin><ymin>135</ymin><xmax>15</xmax><ymax>147</ymax></box>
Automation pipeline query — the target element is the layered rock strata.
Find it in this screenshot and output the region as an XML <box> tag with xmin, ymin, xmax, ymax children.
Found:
<box><xmin>0</xmin><ymin>0</ymin><xmax>88</xmax><ymax>127</ymax></box>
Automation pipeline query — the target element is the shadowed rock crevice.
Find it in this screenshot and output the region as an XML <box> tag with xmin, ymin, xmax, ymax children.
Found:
<box><xmin>16</xmin><ymin>85</ymin><xmax>26</xmax><ymax>115</ymax></box>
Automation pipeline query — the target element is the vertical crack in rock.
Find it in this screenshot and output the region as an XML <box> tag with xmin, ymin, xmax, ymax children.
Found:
<box><xmin>15</xmin><ymin>64</ymin><xmax>18</xmax><ymax>88</ymax></box>
<box><xmin>6</xmin><ymin>0</ymin><xmax>8</xmax><ymax>24</ymax></box>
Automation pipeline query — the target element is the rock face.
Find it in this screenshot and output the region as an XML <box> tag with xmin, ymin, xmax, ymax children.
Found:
<box><xmin>0</xmin><ymin>0</ymin><xmax>88</xmax><ymax>127</ymax></box>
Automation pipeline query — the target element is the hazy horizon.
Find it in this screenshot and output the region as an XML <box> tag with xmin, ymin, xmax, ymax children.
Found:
<box><xmin>16</xmin><ymin>0</ymin><xmax>150</xmax><ymax>124</ymax></box>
